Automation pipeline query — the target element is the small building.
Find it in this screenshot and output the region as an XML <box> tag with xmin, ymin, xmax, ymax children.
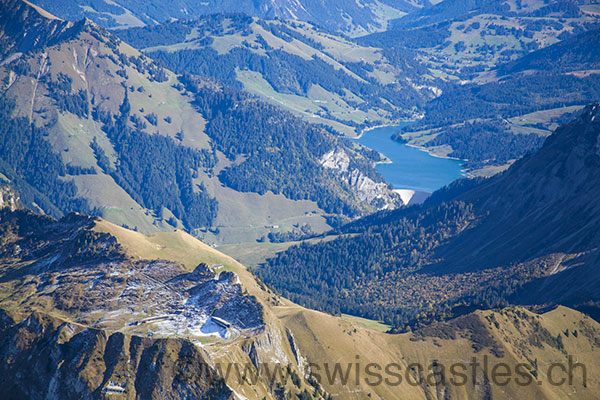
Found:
<box><xmin>211</xmin><ymin>316</ymin><xmax>231</xmax><ymax>329</ymax></box>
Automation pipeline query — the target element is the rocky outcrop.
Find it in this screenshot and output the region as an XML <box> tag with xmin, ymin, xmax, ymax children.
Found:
<box><xmin>347</xmin><ymin>169</ymin><xmax>401</xmax><ymax>209</ymax></box>
<box><xmin>320</xmin><ymin>148</ymin><xmax>351</xmax><ymax>172</ymax></box>
<box><xmin>0</xmin><ymin>184</ymin><xmax>20</xmax><ymax>211</ymax></box>
<box><xmin>0</xmin><ymin>208</ymin><xmax>321</xmax><ymax>399</ymax></box>
<box><xmin>0</xmin><ymin>209</ymin><xmax>264</xmax><ymax>338</ymax></box>
<box><xmin>0</xmin><ymin>309</ymin><xmax>232</xmax><ymax>400</ymax></box>
<box><xmin>320</xmin><ymin>148</ymin><xmax>402</xmax><ymax>210</ymax></box>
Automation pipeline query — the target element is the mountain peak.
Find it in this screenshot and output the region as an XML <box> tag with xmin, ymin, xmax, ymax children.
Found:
<box><xmin>0</xmin><ymin>0</ymin><xmax>81</xmax><ymax>59</ymax></box>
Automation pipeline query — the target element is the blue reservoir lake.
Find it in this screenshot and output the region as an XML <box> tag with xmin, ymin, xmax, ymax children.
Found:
<box><xmin>356</xmin><ymin>125</ymin><xmax>465</xmax><ymax>193</ymax></box>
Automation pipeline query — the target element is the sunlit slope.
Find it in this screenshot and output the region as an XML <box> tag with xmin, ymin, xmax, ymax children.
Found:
<box><xmin>1</xmin><ymin>201</ymin><xmax>598</xmax><ymax>399</ymax></box>
<box><xmin>117</xmin><ymin>15</ymin><xmax>439</xmax><ymax>137</ymax></box>
<box><xmin>99</xmin><ymin>218</ymin><xmax>600</xmax><ymax>399</ymax></box>
<box><xmin>278</xmin><ymin>305</ymin><xmax>600</xmax><ymax>399</ymax></box>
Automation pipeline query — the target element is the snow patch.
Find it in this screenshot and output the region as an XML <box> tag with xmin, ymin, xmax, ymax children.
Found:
<box><xmin>199</xmin><ymin>318</ymin><xmax>231</xmax><ymax>339</ymax></box>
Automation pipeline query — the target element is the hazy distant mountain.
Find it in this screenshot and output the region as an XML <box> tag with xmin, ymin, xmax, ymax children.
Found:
<box><xmin>361</xmin><ymin>0</ymin><xmax>600</xmax><ymax>77</ymax></box>
<box><xmin>28</xmin><ymin>0</ymin><xmax>429</xmax><ymax>35</ymax></box>
<box><xmin>261</xmin><ymin>104</ymin><xmax>600</xmax><ymax>328</ymax></box>
<box><xmin>354</xmin><ymin>0</ymin><xmax>600</xmax><ymax>175</ymax></box>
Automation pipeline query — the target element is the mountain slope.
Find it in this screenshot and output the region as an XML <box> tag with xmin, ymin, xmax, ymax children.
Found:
<box><xmin>361</xmin><ymin>0</ymin><xmax>600</xmax><ymax>78</ymax></box>
<box><xmin>0</xmin><ymin>0</ymin><xmax>401</xmax><ymax>245</ymax></box>
<box><xmin>0</xmin><ymin>205</ymin><xmax>325</xmax><ymax>399</ymax></box>
<box><xmin>260</xmin><ymin>104</ymin><xmax>600</xmax><ymax>328</ymax></box>
<box><xmin>2</xmin><ymin>198</ymin><xmax>600</xmax><ymax>399</ymax></box>
<box><xmin>389</xmin><ymin>24</ymin><xmax>600</xmax><ymax>174</ymax></box>
<box><xmin>0</xmin><ymin>208</ymin><xmax>264</xmax><ymax>335</ymax></box>
<box><xmin>27</xmin><ymin>0</ymin><xmax>424</xmax><ymax>35</ymax></box>
<box><xmin>116</xmin><ymin>14</ymin><xmax>438</xmax><ymax>136</ymax></box>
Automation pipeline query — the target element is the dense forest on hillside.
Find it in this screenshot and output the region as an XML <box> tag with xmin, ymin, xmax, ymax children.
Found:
<box><xmin>358</xmin><ymin>20</ymin><xmax>452</xmax><ymax>50</ymax></box>
<box><xmin>118</xmin><ymin>15</ymin><xmax>429</xmax><ymax>126</ymax></box>
<box><xmin>0</xmin><ymin>97</ymin><xmax>90</xmax><ymax>216</ymax></box>
<box><xmin>44</xmin><ymin>72</ymin><xmax>89</xmax><ymax>118</ymax></box>
<box><xmin>115</xmin><ymin>14</ymin><xmax>253</xmax><ymax>48</ymax></box>
<box><xmin>258</xmin><ymin>189</ymin><xmax>566</xmax><ymax>330</ymax></box>
<box><xmin>260</xmin><ymin>200</ymin><xmax>480</xmax><ymax>327</ymax></box>
<box><xmin>260</xmin><ymin>105</ymin><xmax>600</xmax><ymax>330</ymax></box>
<box><xmin>392</xmin><ymin>71</ymin><xmax>600</xmax><ymax>168</ymax></box>
<box><xmin>497</xmin><ymin>27</ymin><xmax>600</xmax><ymax>75</ymax></box>
<box><xmin>181</xmin><ymin>75</ymin><xmax>380</xmax><ymax>216</ymax></box>
<box><xmin>155</xmin><ymin>44</ymin><xmax>424</xmax><ymax>126</ymax></box>
<box><xmin>414</xmin><ymin>119</ymin><xmax>546</xmax><ymax>168</ymax></box>
<box><xmin>410</xmin><ymin>73</ymin><xmax>600</xmax><ymax>129</ymax></box>
<box><xmin>152</xmin><ymin>46</ymin><xmax>423</xmax><ymax>122</ymax></box>
<box><xmin>94</xmin><ymin>90</ymin><xmax>219</xmax><ymax>229</ymax></box>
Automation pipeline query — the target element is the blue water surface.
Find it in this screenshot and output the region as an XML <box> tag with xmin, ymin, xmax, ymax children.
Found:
<box><xmin>356</xmin><ymin>125</ymin><xmax>465</xmax><ymax>193</ymax></box>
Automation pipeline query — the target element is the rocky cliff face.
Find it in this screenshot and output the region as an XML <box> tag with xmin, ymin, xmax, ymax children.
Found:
<box><xmin>0</xmin><ymin>309</ymin><xmax>232</xmax><ymax>400</ymax></box>
<box><xmin>320</xmin><ymin>148</ymin><xmax>402</xmax><ymax>210</ymax></box>
<box><xmin>0</xmin><ymin>184</ymin><xmax>21</xmax><ymax>211</ymax></box>
<box><xmin>0</xmin><ymin>208</ymin><xmax>322</xmax><ymax>399</ymax></box>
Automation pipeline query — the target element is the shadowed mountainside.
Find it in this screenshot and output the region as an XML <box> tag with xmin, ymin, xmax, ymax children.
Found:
<box><xmin>260</xmin><ymin>104</ymin><xmax>600</xmax><ymax>328</ymax></box>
